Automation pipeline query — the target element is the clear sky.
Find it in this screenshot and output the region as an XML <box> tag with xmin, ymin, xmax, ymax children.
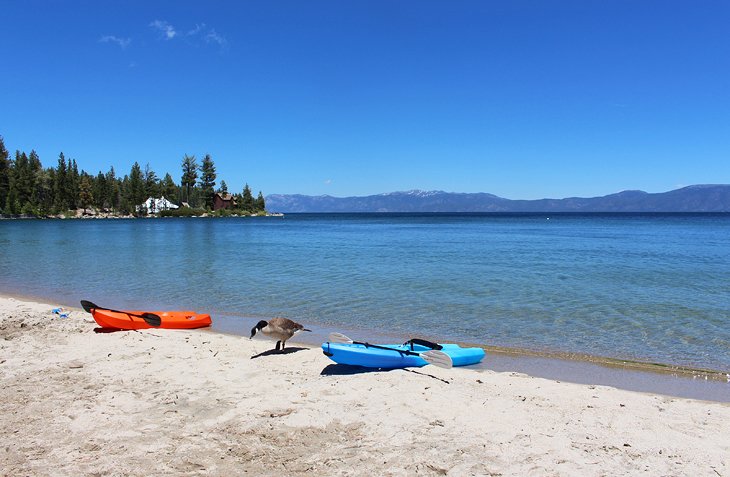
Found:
<box><xmin>1</xmin><ymin>1</ymin><xmax>728</xmax><ymax>200</ymax></box>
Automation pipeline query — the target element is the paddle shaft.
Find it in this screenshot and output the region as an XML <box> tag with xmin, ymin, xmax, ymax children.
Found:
<box><xmin>350</xmin><ymin>340</ymin><xmax>427</xmax><ymax>358</ymax></box>
<box><xmin>80</xmin><ymin>300</ymin><xmax>161</xmax><ymax>327</ymax></box>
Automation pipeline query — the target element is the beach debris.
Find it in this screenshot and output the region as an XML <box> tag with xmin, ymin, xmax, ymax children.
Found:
<box><xmin>52</xmin><ymin>307</ymin><xmax>70</xmax><ymax>318</ymax></box>
<box><xmin>68</xmin><ymin>361</ymin><xmax>84</xmax><ymax>369</ymax></box>
<box><xmin>425</xmin><ymin>464</ymin><xmax>448</xmax><ymax>475</ymax></box>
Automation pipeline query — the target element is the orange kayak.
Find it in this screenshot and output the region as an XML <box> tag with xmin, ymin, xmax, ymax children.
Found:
<box><xmin>91</xmin><ymin>308</ymin><xmax>212</xmax><ymax>330</ymax></box>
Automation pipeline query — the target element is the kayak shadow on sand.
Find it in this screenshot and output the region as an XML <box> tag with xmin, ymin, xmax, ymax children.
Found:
<box><xmin>250</xmin><ymin>347</ymin><xmax>308</xmax><ymax>359</ymax></box>
<box><xmin>320</xmin><ymin>364</ymin><xmax>450</xmax><ymax>383</ymax></box>
<box><xmin>320</xmin><ymin>363</ymin><xmax>383</xmax><ymax>376</ymax></box>
<box><xmin>93</xmin><ymin>327</ymin><xmax>129</xmax><ymax>334</ymax></box>
<box><xmin>93</xmin><ymin>327</ymin><xmax>156</xmax><ymax>334</ymax></box>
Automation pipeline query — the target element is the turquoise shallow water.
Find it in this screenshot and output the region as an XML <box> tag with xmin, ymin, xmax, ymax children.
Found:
<box><xmin>1</xmin><ymin>213</ymin><xmax>729</xmax><ymax>372</ymax></box>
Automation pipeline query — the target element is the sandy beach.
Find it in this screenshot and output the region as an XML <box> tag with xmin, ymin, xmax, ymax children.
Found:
<box><xmin>1</xmin><ymin>295</ymin><xmax>729</xmax><ymax>476</ymax></box>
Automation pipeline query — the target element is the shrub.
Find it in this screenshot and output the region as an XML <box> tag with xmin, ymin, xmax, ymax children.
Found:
<box><xmin>159</xmin><ymin>208</ymin><xmax>207</xmax><ymax>217</ymax></box>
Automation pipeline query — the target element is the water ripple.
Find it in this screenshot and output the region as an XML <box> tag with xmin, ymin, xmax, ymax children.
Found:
<box><xmin>1</xmin><ymin>214</ymin><xmax>729</xmax><ymax>372</ymax></box>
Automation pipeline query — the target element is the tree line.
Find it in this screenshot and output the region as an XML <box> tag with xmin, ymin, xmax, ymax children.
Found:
<box><xmin>0</xmin><ymin>136</ymin><xmax>266</xmax><ymax>217</ymax></box>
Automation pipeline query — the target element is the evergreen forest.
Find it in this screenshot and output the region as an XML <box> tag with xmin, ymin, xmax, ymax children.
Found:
<box><xmin>0</xmin><ymin>136</ymin><xmax>266</xmax><ymax>218</ymax></box>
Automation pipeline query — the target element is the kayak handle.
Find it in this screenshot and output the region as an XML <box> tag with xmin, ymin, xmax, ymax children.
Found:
<box><xmin>403</xmin><ymin>338</ymin><xmax>443</xmax><ymax>351</ymax></box>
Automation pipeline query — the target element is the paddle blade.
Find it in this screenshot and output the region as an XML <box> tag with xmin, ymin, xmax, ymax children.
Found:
<box><xmin>80</xmin><ymin>300</ymin><xmax>96</xmax><ymax>313</ymax></box>
<box><xmin>421</xmin><ymin>350</ymin><xmax>453</xmax><ymax>369</ymax></box>
<box><xmin>141</xmin><ymin>313</ymin><xmax>162</xmax><ymax>327</ymax></box>
<box><xmin>328</xmin><ymin>332</ymin><xmax>354</xmax><ymax>344</ymax></box>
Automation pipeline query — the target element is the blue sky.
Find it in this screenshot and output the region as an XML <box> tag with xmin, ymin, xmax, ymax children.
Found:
<box><xmin>1</xmin><ymin>1</ymin><xmax>728</xmax><ymax>199</ymax></box>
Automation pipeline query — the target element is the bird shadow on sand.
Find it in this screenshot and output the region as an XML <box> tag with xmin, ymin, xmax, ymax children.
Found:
<box><xmin>250</xmin><ymin>347</ymin><xmax>307</xmax><ymax>359</ymax></box>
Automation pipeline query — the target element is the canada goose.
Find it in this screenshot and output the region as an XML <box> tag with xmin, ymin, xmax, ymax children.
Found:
<box><xmin>250</xmin><ymin>317</ymin><xmax>311</xmax><ymax>351</ymax></box>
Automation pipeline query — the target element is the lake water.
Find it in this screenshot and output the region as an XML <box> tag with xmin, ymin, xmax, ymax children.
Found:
<box><xmin>1</xmin><ymin>214</ymin><xmax>729</xmax><ymax>374</ymax></box>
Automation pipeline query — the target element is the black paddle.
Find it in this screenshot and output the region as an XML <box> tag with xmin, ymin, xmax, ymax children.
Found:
<box><xmin>80</xmin><ymin>300</ymin><xmax>162</xmax><ymax>327</ymax></box>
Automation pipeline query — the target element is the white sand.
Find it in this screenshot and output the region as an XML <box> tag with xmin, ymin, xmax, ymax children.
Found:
<box><xmin>1</xmin><ymin>295</ymin><xmax>729</xmax><ymax>476</ymax></box>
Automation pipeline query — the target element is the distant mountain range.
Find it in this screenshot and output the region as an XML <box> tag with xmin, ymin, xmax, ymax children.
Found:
<box><xmin>265</xmin><ymin>185</ymin><xmax>730</xmax><ymax>213</ymax></box>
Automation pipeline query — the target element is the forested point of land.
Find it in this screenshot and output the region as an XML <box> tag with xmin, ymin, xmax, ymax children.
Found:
<box><xmin>0</xmin><ymin>136</ymin><xmax>266</xmax><ymax>218</ymax></box>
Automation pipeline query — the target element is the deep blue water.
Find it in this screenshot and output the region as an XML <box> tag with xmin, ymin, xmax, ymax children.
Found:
<box><xmin>1</xmin><ymin>213</ymin><xmax>729</xmax><ymax>372</ymax></box>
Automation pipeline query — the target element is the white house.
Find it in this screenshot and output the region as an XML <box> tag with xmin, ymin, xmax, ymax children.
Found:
<box><xmin>137</xmin><ymin>196</ymin><xmax>179</xmax><ymax>214</ymax></box>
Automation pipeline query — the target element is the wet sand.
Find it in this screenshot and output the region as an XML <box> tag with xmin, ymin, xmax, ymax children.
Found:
<box><xmin>212</xmin><ymin>312</ymin><xmax>730</xmax><ymax>403</ymax></box>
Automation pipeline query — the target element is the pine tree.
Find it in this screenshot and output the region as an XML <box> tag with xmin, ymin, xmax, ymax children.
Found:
<box><xmin>241</xmin><ymin>183</ymin><xmax>254</xmax><ymax>211</ymax></box>
<box><xmin>106</xmin><ymin>167</ymin><xmax>120</xmax><ymax>211</ymax></box>
<box><xmin>255</xmin><ymin>191</ymin><xmax>266</xmax><ymax>212</ymax></box>
<box><xmin>199</xmin><ymin>154</ymin><xmax>217</xmax><ymax>210</ymax></box>
<box><xmin>93</xmin><ymin>172</ymin><xmax>106</xmax><ymax>209</ymax></box>
<box><xmin>143</xmin><ymin>163</ymin><xmax>159</xmax><ymax>198</ymax></box>
<box><xmin>55</xmin><ymin>155</ymin><xmax>65</xmax><ymax>211</ymax></box>
<box><xmin>0</xmin><ymin>137</ymin><xmax>10</xmax><ymax>213</ymax></box>
<box><xmin>28</xmin><ymin>151</ymin><xmax>45</xmax><ymax>214</ymax></box>
<box><xmin>12</xmin><ymin>151</ymin><xmax>33</xmax><ymax>213</ymax></box>
<box><xmin>111</xmin><ymin>180</ymin><xmax>122</xmax><ymax>212</ymax></box>
<box><xmin>127</xmin><ymin>162</ymin><xmax>146</xmax><ymax>213</ymax></box>
<box><xmin>78</xmin><ymin>174</ymin><xmax>94</xmax><ymax>213</ymax></box>
<box><xmin>36</xmin><ymin>168</ymin><xmax>53</xmax><ymax>215</ymax></box>
<box><xmin>181</xmin><ymin>154</ymin><xmax>198</xmax><ymax>205</ymax></box>
<box><xmin>119</xmin><ymin>175</ymin><xmax>131</xmax><ymax>214</ymax></box>
<box><xmin>219</xmin><ymin>180</ymin><xmax>228</xmax><ymax>194</ymax></box>
<box><xmin>5</xmin><ymin>152</ymin><xmax>19</xmax><ymax>214</ymax></box>
<box><xmin>161</xmin><ymin>173</ymin><xmax>178</xmax><ymax>202</ymax></box>
<box><xmin>53</xmin><ymin>153</ymin><xmax>68</xmax><ymax>213</ymax></box>
<box><xmin>68</xmin><ymin>159</ymin><xmax>80</xmax><ymax>210</ymax></box>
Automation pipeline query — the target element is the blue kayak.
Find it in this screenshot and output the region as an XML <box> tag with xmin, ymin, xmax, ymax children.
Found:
<box><xmin>322</xmin><ymin>338</ymin><xmax>485</xmax><ymax>369</ymax></box>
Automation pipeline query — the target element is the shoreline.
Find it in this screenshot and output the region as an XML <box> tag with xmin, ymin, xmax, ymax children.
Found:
<box><xmin>216</xmin><ymin>320</ymin><xmax>730</xmax><ymax>404</ymax></box>
<box><xmin>4</xmin><ymin>290</ymin><xmax>729</xmax><ymax>402</ymax></box>
<box><xmin>2</xmin><ymin>294</ymin><xmax>729</xmax><ymax>475</ymax></box>
<box><xmin>206</xmin><ymin>307</ymin><xmax>730</xmax><ymax>402</ymax></box>
<box><xmin>0</xmin><ymin>210</ymin><xmax>285</xmax><ymax>220</ymax></box>
<box><xmin>480</xmin><ymin>343</ymin><xmax>730</xmax><ymax>382</ymax></box>
<box><xmin>169</xmin><ymin>300</ymin><xmax>730</xmax><ymax>378</ymax></box>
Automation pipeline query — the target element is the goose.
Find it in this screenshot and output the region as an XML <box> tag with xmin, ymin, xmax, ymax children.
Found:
<box><xmin>250</xmin><ymin>317</ymin><xmax>311</xmax><ymax>351</ymax></box>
